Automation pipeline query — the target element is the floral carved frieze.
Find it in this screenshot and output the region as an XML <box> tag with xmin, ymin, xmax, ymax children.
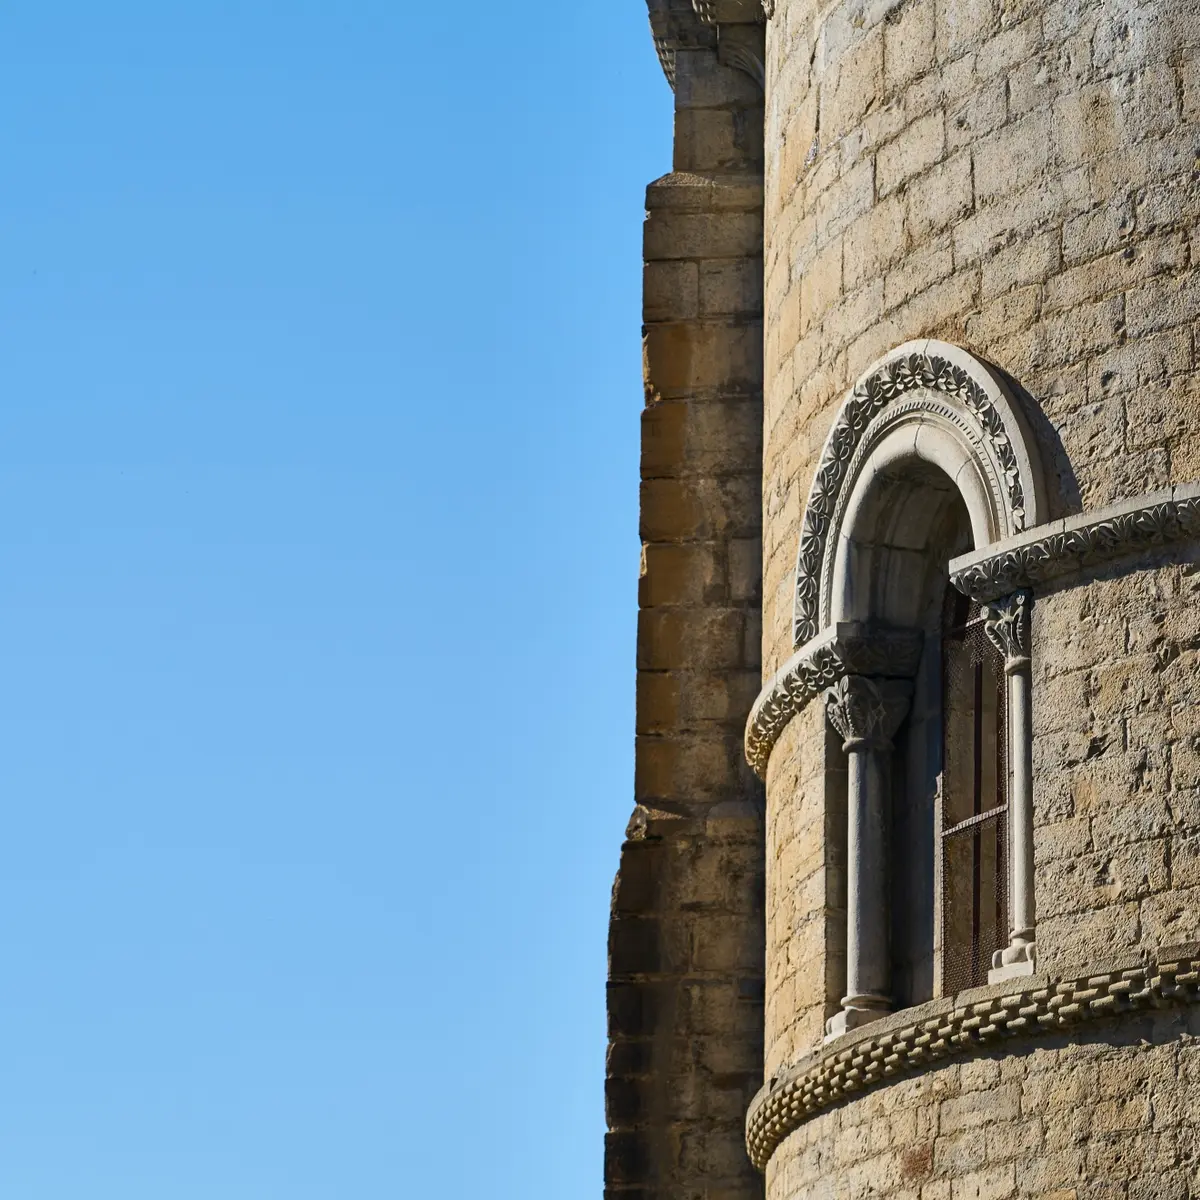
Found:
<box><xmin>950</xmin><ymin>483</ymin><xmax>1200</xmax><ymax>602</ymax></box>
<box><xmin>744</xmin><ymin>946</ymin><xmax>1200</xmax><ymax>1173</ymax></box>
<box><xmin>745</xmin><ymin>624</ymin><xmax>923</xmax><ymax>778</ymax></box>
<box><xmin>794</xmin><ymin>344</ymin><xmax>1034</xmax><ymax>648</ymax></box>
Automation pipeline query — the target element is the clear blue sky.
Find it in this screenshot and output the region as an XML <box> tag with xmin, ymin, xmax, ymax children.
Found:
<box><xmin>0</xmin><ymin>5</ymin><xmax>670</xmax><ymax>1196</ymax></box>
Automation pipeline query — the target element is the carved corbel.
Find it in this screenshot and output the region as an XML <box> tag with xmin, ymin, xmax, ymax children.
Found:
<box><xmin>689</xmin><ymin>0</ymin><xmax>766</xmax><ymax>87</ymax></box>
<box><xmin>718</xmin><ymin>24</ymin><xmax>765</xmax><ymax>88</ymax></box>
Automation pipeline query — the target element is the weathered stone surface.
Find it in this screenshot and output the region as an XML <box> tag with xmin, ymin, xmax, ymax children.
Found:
<box><xmin>608</xmin><ymin>12</ymin><xmax>766</xmax><ymax>1200</ymax></box>
<box><xmin>753</xmin><ymin>0</ymin><xmax>1200</xmax><ymax>1192</ymax></box>
<box><xmin>621</xmin><ymin>0</ymin><xmax>1200</xmax><ymax>1194</ymax></box>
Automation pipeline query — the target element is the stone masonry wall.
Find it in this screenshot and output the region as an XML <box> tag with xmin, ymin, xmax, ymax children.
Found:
<box><xmin>758</xmin><ymin>0</ymin><xmax>1200</xmax><ymax>1193</ymax></box>
<box><xmin>763</xmin><ymin>0</ymin><xmax>1200</xmax><ymax>681</ymax></box>
<box><xmin>606</xmin><ymin>7</ymin><xmax>768</xmax><ymax>1198</ymax></box>
<box><xmin>1032</xmin><ymin>551</ymin><xmax>1200</xmax><ymax>976</ymax></box>
<box><xmin>767</xmin><ymin>1012</ymin><xmax>1200</xmax><ymax>1200</ymax></box>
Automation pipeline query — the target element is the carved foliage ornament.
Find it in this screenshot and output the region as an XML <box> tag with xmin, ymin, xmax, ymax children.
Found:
<box><xmin>745</xmin><ymin>625</ymin><xmax>922</xmax><ymax>777</ymax></box>
<box><xmin>951</xmin><ymin>488</ymin><xmax>1200</xmax><ymax>602</ymax></box>
<box><xmin>983</xmin><ymin>589</ymin><xmax>1032</xmax><ymax>669</ymax></box>
<box><xmin>824</xmin><ymin>675</ymin><xmax>913</xmax><ymax>751</ymax></box>
<box><xmin>795</xmin><ymin>351</ymin><xmax>1028</xmax><ymax>647</ymax></box>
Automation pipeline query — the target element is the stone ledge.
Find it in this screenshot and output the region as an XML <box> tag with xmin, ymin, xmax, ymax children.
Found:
<box><xmin>745</xmin><ymin>946</ymin><xmax>1200</xmax><ymax>1173</ymax></box>
<box><xmin>949</xmin><ymin>481</ymin><xmax>1200</xmax><ymax>602</ymax></box>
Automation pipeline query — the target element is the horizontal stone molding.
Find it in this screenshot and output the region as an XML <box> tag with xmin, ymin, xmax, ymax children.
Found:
<box><xmin>745</xmin><ymin>944</ymin><xmax>1200</xmax><ymax>1173</ymax></box>
<box><xmin>950</xmin><ymin>482</ymin><xmax>1200</xmax><ymax>602</ymax></box>
<box><xmin>744</xmin><ymin>624</ymin><xmax>923</xmax><ymax>778</ymax></box>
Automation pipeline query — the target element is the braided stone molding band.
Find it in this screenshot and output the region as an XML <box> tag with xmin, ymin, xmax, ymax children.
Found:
<box><xmin>950</xmin><ymin>482</ymin><xmax>1200</xmax><ymax>602</ymax></box>
<box><xmin>744</xmin><ymin>624</ymin><xmax>923</xmax><ymax>778</ymax></box>
<box><xmin>794</xmin><ymin>342</ymin><xmax>1038</xmax><ymax>648</ymax></box>
<box><xmin>745</xmin><ymin>944</ymin><xmax>1200</xmax><ymax>1173</ymax></box>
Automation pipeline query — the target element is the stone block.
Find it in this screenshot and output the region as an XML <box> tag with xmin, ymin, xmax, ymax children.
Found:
<box><xmin>645</xmin><ymin>260</ymin><xmax>700</xmax><ymax>323</ymax></box>
<box><xmin>907</xmin><ymin>150</ymin><xmax>973</xmax><ymax>240</ymax></box>
<box><xmin>877</xmin><ymin>110</ymin><xmax>947</xmax><ymax>197</ymax></box>
<box><xmin>644</xmin><ymin>209</ymin><xmax>763</xmax><ymax>261</ymax></box>
<box><xmin>883</xmin><ymin>0</ymin><xmax>936</xmax><ymax>94</ymax></box>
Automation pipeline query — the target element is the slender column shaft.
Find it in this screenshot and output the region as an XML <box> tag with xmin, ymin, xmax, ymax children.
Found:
<box><xmin>824</xmin><ymin>674</ymin><xmax>912</xmax><ymax>1036</ymax></box>
<box><xmin>984</xmin><ymin>590</ymin><xmax>1037</xmax><ymax>976</ymax></box>
<box><xmin>845</xmin><ymin>744</ymin><xmax>891</xmax><ymax>1006</ymax></box>
<box><xmin>1007</xmin><ymin>663</ymin><xmax>1035</xmax><ymax>949</ymax></box>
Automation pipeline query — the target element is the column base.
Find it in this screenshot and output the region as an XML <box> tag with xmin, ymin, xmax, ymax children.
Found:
<box><xmin>824</xmin><ymin>994</ymin><xmax>891</xmax><ymax>1041</ymax></box>
<box><xmin>989</xmin><ymin>938</ymin><xmax>1036</xmax><ymax>984</ymax></box>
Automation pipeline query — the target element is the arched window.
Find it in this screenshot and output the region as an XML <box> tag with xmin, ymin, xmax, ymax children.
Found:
<box><xmin>780</xmin><ymin>341</ymin><xmax>1046</xmax><ymax>1039</ymax></box>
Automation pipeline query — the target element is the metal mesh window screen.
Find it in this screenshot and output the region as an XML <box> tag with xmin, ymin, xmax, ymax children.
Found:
<box><xmin>941</xmin><ymin>590</ymin><xmax>1009</xmax><ymax>995</ymax></box>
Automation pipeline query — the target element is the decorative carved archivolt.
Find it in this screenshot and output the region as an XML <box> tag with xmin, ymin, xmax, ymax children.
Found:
<box><xmin>816</xmin><ymin>394</ymin><xmax>1009</xmax><ymax>635</ymax></box>
<box><xmin>794</xmin><ymin>342</ymin><xmax>1042</xmax><ymax>648</ymax></box>
<box><xmin>950</xmin><ymin>483</ymin><xmax>1200</xmax><ymax>602</ymax></box>
<box><xmin>745</xmin><ymin>945</ymin><xmax>1200</xmax><ymax>1173</ymax></box>
<box><xmin>745</xmin><ymin>625</ymin><xmax>922</xmax><ymax>777</ymax></box>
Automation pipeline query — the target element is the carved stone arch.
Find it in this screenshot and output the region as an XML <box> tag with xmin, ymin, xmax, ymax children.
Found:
<box><xmin>793</xmin><ymin>340</ymin><xmax>1046</xmax><ymax>648</ymax></box>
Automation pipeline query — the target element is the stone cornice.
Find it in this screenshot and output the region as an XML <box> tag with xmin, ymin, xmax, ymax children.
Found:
<box><xmin>647</xmin><ymin>0</ymin><xmax>764</xmax><ymax>88</ymax></box>
<box><xmin>744</xmin><ymin>624</ymin><xmax>923</xmax><ymax>779</ymax></box>
<box><xmin>745</xmin><ymin>944</ymin><xmax>1200</xmax><ymax>1173</ymax></box>
<box><xmin>950</xmin><ymin>482</ymin><xmax>1200</xmax><ymax>602</ymax></box>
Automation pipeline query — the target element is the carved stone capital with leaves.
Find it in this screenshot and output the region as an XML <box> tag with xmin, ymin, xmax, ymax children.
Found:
<box><xmin>983</xmin><ymin>589</ymin><xmax>1032</xmax><ymax>673</ymax></box>
<box><xmin>825</xmin><ymin>676</ymin><xmax>913</xmax><ymax>753</ymax></box>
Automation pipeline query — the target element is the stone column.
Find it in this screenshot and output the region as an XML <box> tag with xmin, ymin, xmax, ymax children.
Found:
<box><xmin>823</xmin><ymin>674</ymin><xmax>913</xmax><ymax>1038</ymax></box>
<box><xmin>984</xmin><ymin>589</ymin><xmax>1037</xmax><ymax>982</ymax></box>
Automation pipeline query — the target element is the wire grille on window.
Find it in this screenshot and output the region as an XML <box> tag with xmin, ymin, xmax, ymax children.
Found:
<box><xmin>941</xmin><ymin>593</ymin><xmax>1009</xmax><ymax>996</ymax></box>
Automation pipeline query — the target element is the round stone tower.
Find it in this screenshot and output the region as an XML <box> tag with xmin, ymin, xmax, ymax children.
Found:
<box><xmin>611</xmin><ymin>2</ymin><xmax>1200</xmax><ymax>1198</ymax></box>
<box><xmin>749</xmin><ymin>0</ymin><xmax>1200</xmax><ymax>1196</ymax></box>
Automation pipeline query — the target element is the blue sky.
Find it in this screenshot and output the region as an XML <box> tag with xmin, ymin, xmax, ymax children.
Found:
<box><xmin>0</xmin><ymin>5</ymin><xmax>670</xmax><ymax>1196</ymax></box>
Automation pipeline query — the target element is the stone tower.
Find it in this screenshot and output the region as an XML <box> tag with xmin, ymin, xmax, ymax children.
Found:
<box><xmin>610</xmin><ymin>1</ymin><xmax>1200</xmax><ymax>1198</ymax></box>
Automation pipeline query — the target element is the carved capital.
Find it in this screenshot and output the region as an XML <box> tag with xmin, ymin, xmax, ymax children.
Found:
<box><xmin>745</xmin><ymin>624</ymin><xmax>923</xmax><ymax>777</ymax></box>
<box><xmin>825</xmin><ymin>676</ymin><xmax>912</xmax><ymax>752</ymax></box>
<box><xmin>983</xmin><ymin>589</ymin><xmax>1032</xmax><ymax>673</ymax></box>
